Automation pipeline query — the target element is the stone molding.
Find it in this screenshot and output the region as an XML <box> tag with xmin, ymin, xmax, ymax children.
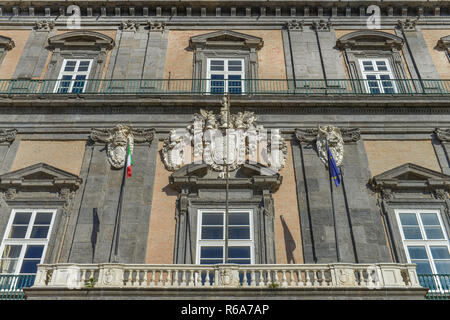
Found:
<box><xmin>312</xmin><ymin>20</ymin><xmax>332</xmax><ymax>32</ymax></box>
<box><xmin>369</xmin><ymin>163</ymin><xmax>450</xmax><ymax>201</ymax></box>
<box><xmin>90</xmin><ymin>125</ymin><xmax>155</xmax><ymax>169</ymax></box>
<box><xmin>336</xmin><ymin>30</ymin><xmax>404</xmax><ymax>50</ymax></box>
<box><xmin>189</xmin><ymin>30</ymin><xmax>264</xmax><ymax>51</ymax></box>
<box><xmin>47</xmin><ymin>30</ymin><xmax>115</xmax><ymax>50</ymax></box>
<box><xmin>285</xmin><ymin>20</ymin><xmax>304</xmax><ymax>31</ymax></box>
<box><xmin>0</xmin><ymin>163</ymin><xmax>82</xmax><ymax>212</ymax></box>
<box><xmin>120</xmin><ymin>20</ymin><xmax>140</xmax><ymax>32</ymax></box>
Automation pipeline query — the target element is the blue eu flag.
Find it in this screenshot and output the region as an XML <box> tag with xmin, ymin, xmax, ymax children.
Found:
<box><xmin>328</xmin><ymin>148</ymin><xmax>341</xmax><ymax>187</ymax></box>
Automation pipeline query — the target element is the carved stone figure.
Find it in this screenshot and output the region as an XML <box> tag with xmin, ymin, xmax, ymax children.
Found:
<box><xmin>316</xmin><ymin>125</ymin><xmax>344</xmax><ymax>167</ymax></box>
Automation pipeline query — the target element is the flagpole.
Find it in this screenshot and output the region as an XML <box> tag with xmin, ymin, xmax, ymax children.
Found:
<box><xmin>340</xmin><ymin>166</ymin><xmax>359</xmax><ymax>263</ymax></box>
<box><xmin>109</xmin><ymin>138</ymin><xmax>129</xmax><ymax>263</ymax></box>
<box><xmin>326</xmin><ymin>140</ymin><xmax>341</xmax><ymax>262</ymax></box>
<box><xmin>224</xmin><ymin>93</ymin><xmax>230</xmax><ymax>264</ymax></box>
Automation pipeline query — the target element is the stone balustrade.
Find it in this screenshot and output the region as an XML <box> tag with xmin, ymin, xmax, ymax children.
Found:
<box><xmin>32</xmin><ymin>263</ymin><xmax>421</xmax><ymax>290</ymax></box>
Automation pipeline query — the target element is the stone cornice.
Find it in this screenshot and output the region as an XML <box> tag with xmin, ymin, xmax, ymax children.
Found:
<box><xmin>0</xmin><ymin>1</ymin><xmax>447</xmax><ymax>19</ymax></box>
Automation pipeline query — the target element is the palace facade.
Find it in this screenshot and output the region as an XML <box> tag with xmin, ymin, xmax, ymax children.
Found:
<box><xmin>0</xmin><ymin>0</ymin><xmax>449</xmax><ymax>300</ymax></box>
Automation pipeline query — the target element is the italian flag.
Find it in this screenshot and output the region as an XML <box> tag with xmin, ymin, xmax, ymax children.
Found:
<box><xmin>126</xmin><ymin>142</ymin><xmax>133</xmax><ymax>178</ymax></box>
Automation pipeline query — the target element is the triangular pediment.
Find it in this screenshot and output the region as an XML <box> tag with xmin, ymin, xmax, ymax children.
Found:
<box><xmin>0</xmin><ymin>163</ymin><xmax>82</xmax><ymax>190</ymax></box>
<box><xmin>372</xmin><ymin>163</ymin><xmax>449</xmax><ymax>182</ymax></box>
<box><xmin>189</xmin><ymin>30</ymin><xmax>263</xmax><ymax>50</ymax></box>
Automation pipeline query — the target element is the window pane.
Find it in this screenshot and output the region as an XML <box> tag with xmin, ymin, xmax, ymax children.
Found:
<box><xmin>64</xmin><ymin>61</ymin><xmax>76</xmax><ymax>71</ymax></box>
<box><xmin>413</xmin><ymin>260</ymin><xmax>433</xmax><ymax>275</ymax></box>
<box><xmin>210</xmin><ymin>60</ymin><xmax>224</xmax><ymax>71</ymax></box>
<box><xmin>229</xmin><ymin>226</ymin><xmax>250</xmax><ymax>239</ymax></box>
<box><xmin>13</xmin><ymin>212</ymin><xmax>31</xmax><ymax>225</ymax></box>
<box><xmin>376</xmin><ymin>61</ymin><xmax>388</xmax><ymax>71</ymax></box>
<box><xmin>71</xmin><ymin>75</ymin><xmax>87</xmax><ymax>93</ymax></box>
<box><xmin>228</xmin><ymin>75</ymin><xmax>242</xmax><ymax>94</ymax></box>
<box><xmin>408</xmin><ymin>246</ymin><xmax>428</xmax><ymax>260</ymax></box>
<box><xmin>24</xmin><ymin>245</ymin><xmax>44</xmax><ymax>259</ymax></box>
<box><xmin>228</xmin><ymin>259</ymin><xmax>251</xmax><ymax>264</ymax></box>
<box><xmin>1</xmin><ymin>245</ymin><xmax>21</xmax><ymax>259</ymax></box>
<box><xmin>362</xmin><ymin>61</ymin><xmax>374</xmax><ymax>71</ymax></box>
<box><xmin>0</xmin><ymin>259</ymin><xmax>18</xmax><ymax>273</ymax></box>
<box><xmin>228</xmin><ymin>213</ymin><xmax>249</xmax><ymax>225</ymax></box>
<box><xmin>19</xmin><ymin>260</ymin><xmax>40</xmax><ymax>274</ymax></box>
<box><xmin>202</xmin><ymin>213</ymin><xmax>223</xmax><ymax>226</ymax></box>
<box><xmin>435</xmin><ymin>261</ymin><xmax>450</xmax><ymax>274</ymax></box>
<box><xmin>420</xmin><ymin>213</ymin><xmax>440</xmax><ymax>226</ymax></box>
<box><xmin>200</xmin><ymin>259</ymin><xmax>222</xmax><ymax>265</ymax></box>
<box><xmin>34</xmin><ymin>212</ymin><xmax>53</xmax><ymax>225</ymax></box>
<box><xmin>228</xmin><ymin>60</ymin><xmax>242</xmax><ymax>71</ymax></box>
<box><xmin>424</xmin><ymin>227</ymin><xmax>444</xmax><ymax>240</ymax></box>
<box><xmin>403</xmin><ymin>226</ymin><xmax>422</xmax><ymax>239</ymax></box>
<box><xmin>200</xmin><ymin>246</ymin><xmax>223</xmax><ymax>259</ymax></box>
<box><xmin>8</xmin><ymin>226</ymin><xmax>28</xmax><ymax>238</ymax></box>
<box><xmin>201</xmin><ymin>226</ymin><xmax>223</xmax><ymax>240</ymax></box>
<box><xmin>77</xmin><ymin>61</ymin><xmax>91</xmax><ymax>72</ymax></box>
<box><xmin>30</xmin><ymin>226</ymin><xmax>50</xmax><ymax>239</ymax></box>
<box><xmin>430</xmin><ymin>246</ymin><xmax>450</xmax><ymax>260</ymax></box>
<box><xmin>399</xmin><ymin>213</ymin><xmax>419</xmax><ymax>226</ymax></box>
<box><xmin>228</xmin><ymin>246</ymin><xmax>250</xmax><ymax>259</ymax></box>
<box><xmin>210</xmin><ymin>75</ymin><xmax>225</xmax><ymax>94</ymax></box>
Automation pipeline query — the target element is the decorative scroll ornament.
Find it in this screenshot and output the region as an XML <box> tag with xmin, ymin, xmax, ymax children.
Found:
<box><xmin>316</xmin><ymin>125</ymin><xmax>344</xmax><ymax>167</ymax></box>
<box><xmin>162</xmin><ymin>98</ymin><xmax>287</xmax><ymax>174</ymax></box>
<box><xmin>90</xmin><ymin>125</ymin><xmax>154</xmax><ymax>169</ymax></box>
<box><xmin>35</xmin><ymin>20</ymin><xmax>55</xmax><ymax>31</ymax></box>
<box><xmin>0</xmin><ymin>129</ymin><xmax>17</xmax><ymax>144</ymax></box>
<box><xmin>121</xmin><ymin>20</ymin><xmax>140</xmax><ymax>32</ymax></box>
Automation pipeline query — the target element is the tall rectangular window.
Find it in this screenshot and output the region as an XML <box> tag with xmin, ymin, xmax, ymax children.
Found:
<box><xmin>196</xmin><ymin>209</ymin><xmax>253</xmax><ymax>264</ymax></box>
<box><xmin>55</xmin><ymin>59</ymin><xmax>92</xmax><ymax>93</ymax></box>
<box><xmin>206</xmin><ymin>59</ymin><xmax>245</xmax><ymax>94</ymax></box>
<box><xmin>395</xmin><ymin>209</ymin><xmax>450</xmax><ymax>291</ymax></box>
<box><xmin>0</xmin><ymin>209</ymin><xmax>56</xmax><ymax>274</ymax></box>
<box><xmin>359</xmin><ymin>58</ymin><xmax>397</xmax><ymax>94</ymax></box>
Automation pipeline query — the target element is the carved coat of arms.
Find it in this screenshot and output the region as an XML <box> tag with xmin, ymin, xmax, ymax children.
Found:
<box><xmin>162</xmin><ymin>98</ymin><xmax>287</xmax><ymax>174</ymax></box>
<box><xmin>316</xmin><ymin>125</ymin><xmax>344</xmax><ymax>167</ymax></box>
<box><xmin>90</xmin><ymin>125</ymin><xmax>154</xmax><ymax>169</ymax></box>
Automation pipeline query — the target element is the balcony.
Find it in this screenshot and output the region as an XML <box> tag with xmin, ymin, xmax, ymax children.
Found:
<box><xmin>0</xmin><ymin>274</ymin><xmax>35</xmax><ymax>300</ymax></box>
<box><xmin>418</xmin><ymin>274</ymin><xmax>450</xmax><ymax>300</ymax></box>
<box><xmin>0</xmin><ymin>78</ymin><xmax>449</xmax><ymax>96</ymax></box>
<box><xmin>19</xmin><ymin>263</ymin><xmax>429</xmax><ymax>299</ymax></box>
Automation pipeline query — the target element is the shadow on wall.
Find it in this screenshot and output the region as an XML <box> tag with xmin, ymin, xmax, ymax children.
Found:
<box><xmin>280</xmin><ymin>215</ymin><xmax>296</xmax><ymax>264</ymax></box>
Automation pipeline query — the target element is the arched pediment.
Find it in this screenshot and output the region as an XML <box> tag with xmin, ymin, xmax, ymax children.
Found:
<box><xmin>48</xmin><ymin>31</ymin><xmax>115</xmax><ymax>50</ymax></box>
<box><xmin>189</xmin><ymin>30</ymin><xmax>263</xmax><ymax>50</ymax></box>
<box><xmin>337</xmin><ymin>30</ymin><xmax>404</xmax><ymax>50</ymax></box>
<box><xmin>0</xmin><ymin>35</ymin><xmax>15</xmax><ymax>50</ymax></box>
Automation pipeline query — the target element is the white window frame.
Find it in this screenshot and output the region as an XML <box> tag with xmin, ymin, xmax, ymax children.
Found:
<box><xmin>359</xmin><ymin>58</ymin><xmax>398</xmax><ymax>94</ymax></box>
<box><xmin>0</xmin><ymin>209</ymin><xmax>56</xmax><ymax>275</ymax></box>
<box><xmin>54</xmin><ymin>59</ymin><xmax>93</xmax><ymax>93</ymax></box>
<box><xmin>206</xmin><ymin>58</ymin><xmax>245</xmax><ymax>94</ymax></box>
<box><xmin>395</xmin><ymin>209</ymin><xmax>450</xmax><ymax>292</ymax></box>
<box><xmin>196</xmin><ymin>209</ymin><xmax>254</xmax><ymax>265</ymax></box>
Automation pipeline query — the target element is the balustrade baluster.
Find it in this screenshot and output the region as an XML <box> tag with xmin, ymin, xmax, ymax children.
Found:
<box><xmin>250</xmin><ymin>270</ymin><xmax>256</xmax><ymax>287</ymax></box>
<box><xmin>305</xmin><ymin>270</ymin><xmax>312</xmax><ymax>286</ymax></box>
<box><xmin>150</xmin><ymin>270</ymin><xmax>156</xmax><ymax>286</ymax></box>
<box><xmin>281</xmin><ymin>270</ymin><xmax>288</xmax><ymax>287</ymax></box>
<box><xmin>166</xmin><ymin>270</ymin><xmax>172</xmax><ymax>287</ymax></box>
<box><xmin>181</xmin><ymin>270</ymin><xmax>187</xmax><ymax>287</ymax></box>
<box><xmin>188</xmin><ymin>270</ymin><xmax>195</xmax><ymax>287</ymax></box>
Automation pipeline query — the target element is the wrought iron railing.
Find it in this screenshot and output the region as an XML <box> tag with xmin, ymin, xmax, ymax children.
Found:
<box><xmin>0</xmin><ymin>78</ymin><xmax>449</xmax><ymax>95</ymax></box>
<box><xmin>418</xmin><ymin>274</ymin><xmax>450</xmax><ymax>300</ymax></box>
<box><xmin>0</xmin><ymin>274</ymin><xmax>35</xmax><ymax>300</ymax></box>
